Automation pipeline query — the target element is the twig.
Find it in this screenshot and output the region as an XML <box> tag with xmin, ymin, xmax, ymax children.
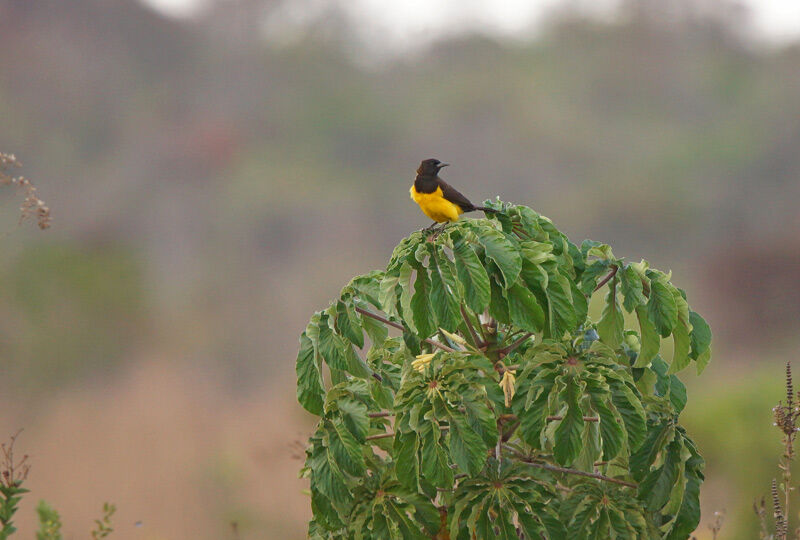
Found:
<box><xmin>593</xmin><ymin>265</ymin><xmax>618</xmax><ymax>292</ymax></box>
<box><xmin>368</xmin><ymin>412</ymin><xmax>392</xmax><ymax>418</ymax></box>
<box><xmin>497</xmin><ymin>333</ymin><xmax>533</xmax><ymax>357</ymax></box>
<box><xmin>365</xmin><ymin>432</ymin><xmax>395</xmax><ymax>441</ymax></box>
<box><xmin>355</xmin><ymin>307</ymin><xmax>455</xmax><ymax>353</ymax></box>
<box><xmin>460</xmin><ymin>305</ymin><xmax>483</xmax><ymax>348</ymax></box>
<box><xmin>547</xmin><ymin>415</ymin><xmax>599</xmax><ymax>422</ymax></box>
<box><xmin>365</xmin><ymin>425</ymin><xmax>450</xmax><ymax>442</ymax></box>
<box><xmin>515</xmin><ymin>455</ymin><xmax>637</xmax><ymax>488</ymax></box>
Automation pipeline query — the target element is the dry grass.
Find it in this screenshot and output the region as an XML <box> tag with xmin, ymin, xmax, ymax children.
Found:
<box><xmin>0</xmin><ymin>152</ymin><xmax>51</xmax><ymax>230</ymax></box>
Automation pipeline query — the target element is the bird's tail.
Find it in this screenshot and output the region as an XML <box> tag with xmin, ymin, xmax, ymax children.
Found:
<box><xmin>472</xmin><ymin>206</ymin><xmax>498</xmax><ymax>214</ymax></box>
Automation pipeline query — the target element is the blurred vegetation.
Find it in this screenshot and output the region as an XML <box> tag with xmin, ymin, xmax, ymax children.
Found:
<box><xmin>0</xmin><ymin>0</ymin><xmax>799</xmax><ymax>537</ymax></box>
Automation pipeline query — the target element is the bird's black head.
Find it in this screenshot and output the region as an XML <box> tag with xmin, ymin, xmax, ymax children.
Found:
<box><xmin>417</xmin><ymin>158</ymin><xmax>449</xmax><ymax>177</ymax></box>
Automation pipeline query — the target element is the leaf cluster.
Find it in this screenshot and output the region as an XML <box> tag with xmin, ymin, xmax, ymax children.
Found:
<box><xmin>297</xmin><ymin>202</ymin><xmax>711</xmax><ymax>538</ymax></box>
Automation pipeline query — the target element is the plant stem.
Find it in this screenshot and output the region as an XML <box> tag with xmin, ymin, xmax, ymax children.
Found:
<box><xmin>547</xmin><ymin>415</ymin><xmax>599</xmax><ymax>422</ymax></box>
<box><xmin>508</xmin><ymin>449</ymin><xmax>637</xmax><ymax>488</ymax></box>
<box><xmin>497</xmin><ymin>333</ymin><xmax>533</xmax><ymax>357</ymax></box>
<box><xmin>354</xmin><ymin>307</ymin><xmax>455</xmax><ymax>353</ymax></box>
<box><xmin>460</xmin><ymin>304</ymin><xmax>483</xmax><ymax>348</ymax></box>
<box><xmin>365</xmin><ymin>432</ymin><xmax>394</xmax><ymax>441</ymax></box>
<box><xmin>593</xmin><ymin>265</ymin><xmax>619</xmax><ymax>292</ymax></box>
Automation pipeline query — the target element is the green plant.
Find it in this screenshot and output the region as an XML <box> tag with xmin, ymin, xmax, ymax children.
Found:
<box><xmin>0</xmin><ymin>433</ymin><xmax>116</xmax><ymax>540</ymax></box>
<box><xmin>90</xmin><ymin>503</ymin><xmax>116</xmax><ymax>540</ymax></box>
<box><xmin>0</xmin><ymin>432</ymin><xmax>29</xmax><ymax>540</ymax></box>
<box><xmin>36</xmin><ymin>501</ymin><xmax>62</xmax><ymax>540</ymax></box>
<box><xmin>296</xmin><ymin>202</ymin><xmax>712</xmax><ymax>538</ymax></box>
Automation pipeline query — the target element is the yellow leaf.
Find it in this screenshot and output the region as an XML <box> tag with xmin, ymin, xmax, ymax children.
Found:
<box><xmin>500</xmin><ymin>370</ymin><xmax>516</xmax><ymax>407</ymax></box>
<box><xmin>412</xmin><ymin>353</ymin><xmax>435</xmax><ymax>373</ymax></box>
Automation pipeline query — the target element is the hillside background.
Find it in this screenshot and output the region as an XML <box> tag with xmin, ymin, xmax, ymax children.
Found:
<box><xmin>1</xmin><ymin>0</ymin><xmax>799</xmax><ymax>537</ymax></box>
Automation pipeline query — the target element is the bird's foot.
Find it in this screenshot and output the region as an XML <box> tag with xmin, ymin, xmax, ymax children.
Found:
<box><xmin>429</xmin><ymin>222</ymin><xmax>450</xmax><ymax>240</ymax></box>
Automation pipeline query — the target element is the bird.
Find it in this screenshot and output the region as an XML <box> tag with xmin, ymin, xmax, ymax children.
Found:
<box><xmin>410</xmin><ymin>158</ymin><xmax>496</xmax><ymax>231</ymax></box>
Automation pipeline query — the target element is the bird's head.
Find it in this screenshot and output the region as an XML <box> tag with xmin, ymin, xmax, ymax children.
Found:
<box><xmin>417</xmin><ymin>158</ymin><xmax>449</xmax><ymax>176</ymax></box>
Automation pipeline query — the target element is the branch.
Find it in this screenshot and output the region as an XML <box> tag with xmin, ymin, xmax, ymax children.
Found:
<box><xmin>365</xmin><ymin>432</ymin><xmax>394</xmax><ymax>441</ymax></box>
<box><xmin>593</xmin><ymin>265</ymin><xmax>618</xmax><ymax>292</ymax></box>
<box><xmin>355</xmin><ymin>307</ymin><xmax>455</xmax><ymax>353</ymax></box>
<box><xmin>497</xmin><ymin>333</ymin><xmax>533</xmax><ymax>357</ymax></box>
<box><xmin>512</xmin><ymin>453</ymin><xmax>637</xmax><ymax>488</ymax></box>
<box><xmin>368</xmin><ymin>412</ymin><xmax>392</xmax><ymax>418</ymax></box>
<box><xmin>460</xmin><ymin>304</ymin><xmax>483</xmax><ymax>348</ymax></box>
<box><xmin>366</xmin><ymin>425</ymin><xmax>450</xmax><ymax>442</ymax></box>
<box><xmin>547</xmin><ymin>415</ymin><xmax>599</xmax><ymax>422</ymax></box>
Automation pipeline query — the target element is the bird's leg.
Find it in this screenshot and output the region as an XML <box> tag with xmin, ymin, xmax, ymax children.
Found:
<box><xmin>421</xmin><ymin>221</ymin><xmax>439</xmax><ymax>233</ymax></box>
<box><xmin>430</xmin><ymin>222</ymin><xmax>450</xmax><ymax>239</ymax></box>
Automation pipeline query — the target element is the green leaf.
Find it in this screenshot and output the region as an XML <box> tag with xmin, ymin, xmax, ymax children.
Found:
<box><xmin>495</xmin><ymin>508</ymin><xmax>518</xmax><ymax>539</ymax></box>
<box><xmin>597</xmin><ymin>279</ymin><xmax>624</xmax><ymax>349</ymax></box>
<box><xmin>386</xmin><ymin>501</ymin><xmax>429</xmax><ymax>540</ymax></box>
<box><xmin>410</xmin><ymin>267</ymin><xmax>436</xmax><ymax>339</ymax></box>
<box><xmin>517</xmin><ymin>389</ymin><xmax>550</xmax><ymax>449</ymax></box>
<box><xmin>397</xmin><ymin>263</ymin><xmax>415</xmax><ymax>331</ymax></box>
<box><xmin>696</xmin><ymin>347</ymin><xmax>712</xmax><ymax>375</ymax></box>
<box><xmin>589</xmin><ymin>508</ymin><xmax>610</xmax><ymax>539</ymax></box>
<box><xmin>335</xmin><ymin>300</ymin><xmax>364</xmax><ymax>348</ymax></box>
<box><xmin>591</xmin><ymin>393</ymin><xmax>624</xmax><ymax>461</ymax></box>
<box><xmin>634</xmin><ymin>305</ymin><xmax>659</xmax><ymax>368</ymax></box>
<box><xmin>429</xmin><ymin>252</ymin><xmax>461</xmax><ymax>331</ymax></box>
<box><xmin>393</xmin><ymin>432</ymin><xmax>419</xmax><ymax>491</ymax></box>
<box><xmin>611</xmin><ymin>384</ymin><xmax>647</xmax><ymax>451</ymax></box>
<box><xmin>464</xmin><ymin>399</ymin><xmax>499</xmax><ymax>448</ymax></box>
<box><xmin>689</xmin><ymin>311</ymin><xmax>712</xmax><ymax>359</ymax></box>
<box><xmin>638</xmin><ymin>438</ymin><xmax>682</xmax><ymax>512</ymax></box>
<box><xmin>478</xmin><ymin>228</ymin><xmax>521</xmax><ymax>288</ymax></box>
<box><xmin>554</xmin><ymin>377</ymin><xmax>584</xmax><ymax>466</ymax></box>
<box><xmin>630</xmin><ymin>422</ymin><xmax>674</xmax><ymax>481</ymax></box>
<box><xmin>328</xmin><ymin>419</ymin><xmax>365</xmax><ymax>476</ymax></box>
<box><xmin>453</xmin><ymin>235</ymin><xmax>490</xmax><ymax>313</ymax></box>
<box><xmin>579</xmin><ymin>260</ymin><xmax>610</xmax><ymax>295</ymax></box>
<box><xmin>548</xmin><ymin>272</ymin><xmax>578</xmax><ymax>338</ymax></box>
<box><xmin>309</xmin><ymin>445</ymin><xmax>351</xmax><ymax>507</ymax></box>
<box><xmin>587</xmin><ymin>243</ymin><xmax>614</xmax><ymax>260</ymax></box>
<box><xmin>448</xmin><ymin>414</ymin><xmax>487</xmax><ymax>476</ymax></box>
<box><xmin>667</xmin><ymin>291</ymin><xmax>691</xmax><ymax>374</ymax></box>
<box><xmin>665</xmin><ymin>445</ymin><xmax>704</xmax><ymax>539</ymax></box>
<box><xmin>508</xmin><ymin>282</ymin><xmax>545</xmax><ymax>333</ymax></box>
<box><xmin>317</xmin><ymin>316</ymin><xmax>349</xmax><ymax>371</ymax></box>
<box><xmin>489</xmin><ymin>276</ymin><xmax>511</xmax><ymax>324</ymax></box>
<box><xmin>338</xmin><ymin>398</ymin><xmax>369</xmax><ymax>442</ymax></box>
<box><xmin>567</xmin><ymin>502</ymin><xmax>597</xmax><ymax>537</ymax></box>
<box><xmin>647</xmin><ymin>279</ymin><xmax>677</xmax><ymax>338</ymax></box>
<box><xmin>420</xmin><ymin>425</ymin><xmax>453</xmax><ymax>488</ymax></box>
<box><xmin>361</xmin><ymin>310</ymin><xmax>389</xmax><ymax>349</ymax></box>
<box><xmin>520</xmin><ymin>240</ymin><xmax>555</xmax><ymax>265</ymax></box>
<box><xmin>619</xmin><ymin>266</ymin><xmax>646</xmax><ymax>312</ymax></box>
<box><xmin>296</xmin><ymin>332</ymin><xmax>325</xmax><ymax>415</ymax></box>
<box><xmin>607</xmin><ymin>508</ymin><xmax>634</xmax><ymax>539</ymax></box>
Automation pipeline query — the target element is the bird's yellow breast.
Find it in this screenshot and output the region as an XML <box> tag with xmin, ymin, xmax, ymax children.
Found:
<box><xmin>410</xmin><ymin>185</ymin><xmax>464</xmax><ymax>223</ymax></box>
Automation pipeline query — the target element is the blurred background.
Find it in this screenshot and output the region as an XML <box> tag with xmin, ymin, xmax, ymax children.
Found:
<box><xmin>1</xmin><ymin>0</ymin><xmax>799</xmax><ymax>537</ymax></box>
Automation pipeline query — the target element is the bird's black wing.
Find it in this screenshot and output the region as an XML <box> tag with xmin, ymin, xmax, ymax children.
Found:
<box><xmin>436</xmin><ymin>178</ymin><xmax>475</xmax><ymax>211</ymax></box>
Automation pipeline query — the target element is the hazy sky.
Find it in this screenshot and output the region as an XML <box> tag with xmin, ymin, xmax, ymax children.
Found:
<box><xmin>142</xmin><ymin>0</ymin><xmax>800</xmax><ymax>46</ymax></box>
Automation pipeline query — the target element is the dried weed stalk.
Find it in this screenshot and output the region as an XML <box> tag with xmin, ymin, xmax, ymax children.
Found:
<box><xmin>0</xmin><ymin>430</ymin><xmax>29</xmax><ymax>489</ymax></box>
<box><xmin>759</xmin><ymin>362</ymin><xmax>800</xmax><ymax>539</ymax></box>
<box><xmin>0</xmin><ymin>152</ymin><xmax>51</xmax><ymax>229</ymax></box>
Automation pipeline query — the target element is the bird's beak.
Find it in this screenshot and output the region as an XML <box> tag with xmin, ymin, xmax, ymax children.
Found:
<box><xmin>438</xmin><ymin>163</ymin><xmax>450</xmax><ymax>168</ymax></box>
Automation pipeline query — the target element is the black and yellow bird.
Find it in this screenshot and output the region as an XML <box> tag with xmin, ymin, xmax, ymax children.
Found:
<box><xmin>410</xmin><ymin>158</ymin><xmax>495</xmax><ymax>230</ymax></box>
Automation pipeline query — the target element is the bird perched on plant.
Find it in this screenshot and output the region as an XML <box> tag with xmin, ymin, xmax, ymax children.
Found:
<box><xmin>410</xmin><ymin>158</ymin><xmax>496</xmax><ymax>230</ymax></box>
